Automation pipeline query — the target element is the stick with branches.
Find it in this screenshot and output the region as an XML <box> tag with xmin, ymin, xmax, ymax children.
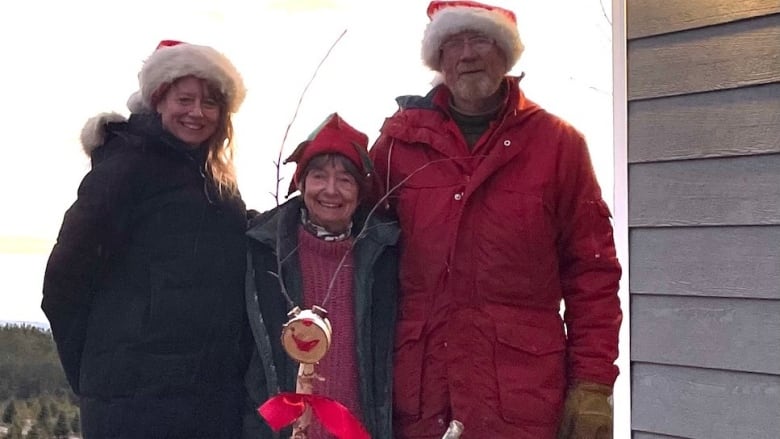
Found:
<box><xmin>253</xmin><ymin>26</ymin><xmax>483</xmax><ymax>439</ymax></box>
<box><xmin>267</xmin><ymin>29</ymin><xmax>348</xmax><ymax>306</ymax></box>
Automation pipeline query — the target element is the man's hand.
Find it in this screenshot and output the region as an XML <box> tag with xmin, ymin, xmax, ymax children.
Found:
<box><xmin>557</xmin><ymin>381</ymin><xmax>613</xmax><ymax>439</ymax></box>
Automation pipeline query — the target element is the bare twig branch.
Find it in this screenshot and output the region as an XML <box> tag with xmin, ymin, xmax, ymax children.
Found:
<box><xmin>358</xmin><ymin>220</ymin><xmax>399</xmax><ymax>238</ymax></box>
<box><xmin>321</xmin><ymin>155</ymin><xmax>483</xmax><ymax>307</ymax></box>
<box><xmin>275</xmin><ymin>227</ymin><xmax>292</xmax><ymax>306</ymax></box>
<box><xmin>272</xmin><ymin>29</ymin><xmax>348</xmax><ymax>206</ymax></box>
<box><xmin>364</xmin><ymin>155</ymin><xmax>486</xmax><ymax>239</ymax></box>
<box><xmin>266</xmin><ymin>270</ymin><xmax>294</xmax><ymax>308</ymax></box>
<box><xmin>280</xmin><ymin>244</ymin><xmax>301</xmax><ymax>265</ymax></box>
<box><xmin>567</xmin><ymin>75</ymin><xmax>612</xmax><ymax>96</ymax></box>
<box><xmin>599</xmin><ymin>0</ymin><xmax>612</xmax><ymax>26</ymax></box>
<box><xmin>270</xmin><ymin>29</ymin><xmax>348</xmax><ymax>308</ymax></box>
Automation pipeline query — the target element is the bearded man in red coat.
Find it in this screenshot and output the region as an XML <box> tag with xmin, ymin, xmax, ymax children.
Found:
<box><xmin>368</xmin><ymin>1</ymin><xmax>622</xmax><ymax>438</ymax></box>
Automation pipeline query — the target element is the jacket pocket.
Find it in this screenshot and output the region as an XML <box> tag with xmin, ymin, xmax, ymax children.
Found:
<box><xmin>494</xmin><ymin>321</ymin><xmax>566</xmax><ymax>425</ymax></box>
<box><xmin>572</xmin><ymin>198</ymin><xmax>615</xmax><ymax>258</ymax></box>
<box><xmin>392</xmin><ymin>320</ymin><xmax>426</xmax><ymax>418</ymax></box>
<box><xmin>590</xmin><ymin>198</ymin><xmax>616</xmax><ymax>252</ymax></box>
<box><xmin>475</xmin><ymin>192</ymin><xmax>556</xmax><ymax>303</ymax></box>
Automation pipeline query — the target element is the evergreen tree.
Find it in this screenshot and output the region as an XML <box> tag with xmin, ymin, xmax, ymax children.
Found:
<box><xmin>0</xmin><ymin>325</ymin><xmax>70</xmax><ymax>401</ymax></box>
<box><xmin>39</xmin><ymin>402</ymin><xmax>50</xmax><ymax>418</ymax></box>
<box><xmin>5</xmin><ymin>419</ymin><xmax>23</xmax><ymax>439</ymax></box>
<box><xmin>26</xmin><ymin>424</ymin><xmax>42</xmax><ymax>439</ymax></box>
<box><xmin>49</xmin><ymin>401</ymin><xmax>59</xmax><ymax>419</ymax></box>
<box><xmin>70</xmin><ymin>411</ymin><xmax>81</xmax><ymax>434</ymax></box>
<box><xmin>53</xmin><ymin>412</ymin><xmax>70</xmax><ymax>439</ymax></box>
<box><xmin>2</xmin><ymin>400</ymin><xmax>16</xmax><ymax>423</ymax></box>
<box><xmin>37</xmin><ymin>400</ymin><xmax>50</xmax><ymax>419</ymax></box>
<box><xmin>0</xmin><ymin>325</ymin><xmax>80</xmax><ymax>436</ymax></box>
<box><xmin>37</xmin><ymin>401</ymin><xmax>52</xmax><ymax>432</ymax></box>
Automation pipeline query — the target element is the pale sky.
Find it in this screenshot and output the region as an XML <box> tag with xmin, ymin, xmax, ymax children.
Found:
<box><xmin>0</xmin><ymin>0</ymin><xmax>614</xmax><ymax>322</ymax></box>
<box><xmin>0</xmin><ymin>1</ymin><xmax>627</xmax><ymax>434</ymax></box>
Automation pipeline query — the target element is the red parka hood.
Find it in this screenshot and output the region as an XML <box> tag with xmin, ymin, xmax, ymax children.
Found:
<box><xmin>380</xmin><ymin>76</ymin><xmax>543</xmax><ymax>148</ymax></box>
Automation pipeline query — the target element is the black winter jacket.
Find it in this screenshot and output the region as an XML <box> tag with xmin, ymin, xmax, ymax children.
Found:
<box><xmin>43</xmin><ymin>113</ymin><xmax>250</xmax><ymax>436</ymax></box>
<box><xmin>243</xmin><ymin>197</ymin><xmax>399</xmax><ymax>439</ymax></box>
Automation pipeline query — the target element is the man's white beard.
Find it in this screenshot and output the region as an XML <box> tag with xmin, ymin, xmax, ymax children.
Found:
<box><xmin>451</xmin><ymin>73</ymin><xmax>502</xmax><ymax>103</ymax></box>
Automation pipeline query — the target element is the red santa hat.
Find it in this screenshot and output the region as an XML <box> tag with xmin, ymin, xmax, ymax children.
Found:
<box><xmin>421</xmin><ymin>0</ymin><xmax>524</xmax><ymax>72</ymax></box>
<box><xmin>127</xmin><ymin>39</ymin><xmax>246</xmax><ymax>114</ymax></box>
<box><xmin>284</xmin><ymin>113</ymin><xmax>374</xmax><ymax>196</ymax></box>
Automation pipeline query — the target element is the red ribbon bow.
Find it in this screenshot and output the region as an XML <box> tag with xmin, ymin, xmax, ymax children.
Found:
<box><xmin>258</xmin><ymin>392</ymin><xmax>370</xmax><ymax>439</ymax></box>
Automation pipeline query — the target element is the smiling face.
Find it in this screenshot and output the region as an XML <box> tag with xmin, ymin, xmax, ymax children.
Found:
<box><xmin>440</xmin><ymin>31</ymin><xmax>508</xmax><ymax>112</ymax></box>
<box><xmin>301</xmin><ymin>155</ymin><xmax>360</xmax><ymax>234</ymax></box>
<box><xmin>281</xmin><ymin>309</ymin><xmax>332</xmax><ymax>364</ymax></box>
<box><xmin>155</xmin><ymin>76</ymin><xmax>222</xmax><ymax>147</ymax></box>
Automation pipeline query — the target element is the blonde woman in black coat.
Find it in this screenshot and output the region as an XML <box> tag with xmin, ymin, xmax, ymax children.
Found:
<box><xmin>43</xmin><ymin>40</ymin><xmax>251</xmax><ymax>439</ymax></box>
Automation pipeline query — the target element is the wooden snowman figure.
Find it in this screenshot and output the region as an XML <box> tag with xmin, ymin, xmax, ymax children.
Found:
<box><xmin>281</xmin><ymin>305</ymin><xmax>332</xmax><ymax>438</ymax></box>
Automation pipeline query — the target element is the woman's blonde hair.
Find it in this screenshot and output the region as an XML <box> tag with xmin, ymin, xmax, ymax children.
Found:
<box><xmin>155</xmin><ymin>77</ymin><xmax>240</xmax><ymax>198</ymax></box>
<box><xmin>203</xmin><ymin>81</ymin><xmax>239</xmax><ymax>198</ymax></box>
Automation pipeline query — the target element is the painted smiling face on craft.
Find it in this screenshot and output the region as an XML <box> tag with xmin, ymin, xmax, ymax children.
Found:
<box><xmin>281</xmin><ymin>309</ymin><xmax>332</xmax><ymax>364</ymax></box>
<box><xmin>155</xmin><ymin>76</ymin><xmax>222</xmax><ymax>147</ymax></box>
<box><xmin>301</xmin><ymin>156</ymin><xmax>360</xmax><ymax>234</ymax></box>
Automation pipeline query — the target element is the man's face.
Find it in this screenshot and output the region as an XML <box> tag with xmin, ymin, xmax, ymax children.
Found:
<box><xmin>439</xmin><ymin>31</ymin><xmax>507</xmax><ymax>106</ymax></box>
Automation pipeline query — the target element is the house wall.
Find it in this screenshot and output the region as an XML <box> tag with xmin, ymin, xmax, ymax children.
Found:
<box><xmin>626</xmin><ymin>1</ymin><xmax>780</xmax><ymax>438</ymax></box>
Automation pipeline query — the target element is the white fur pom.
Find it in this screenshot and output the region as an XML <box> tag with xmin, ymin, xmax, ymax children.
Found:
<box><xmin>80</xmin><ymin>112</ymin><xmax>127</xmax><ymax>155</ymax></box>
<box><xmin>126</xmin><ymin>91</ymin><xmax>149</xmax><ymax>114</ymax></box>
<box><xmin>430</xmin><ymin>72</ymin><xmax>445</xmax><ymax>86</ymax></box>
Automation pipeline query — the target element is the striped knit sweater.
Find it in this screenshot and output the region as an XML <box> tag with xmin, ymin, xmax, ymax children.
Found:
<box><xmin>297</xmin><ymin>226</ymin><xmax>361</xmax><ymax>437</ymax></box>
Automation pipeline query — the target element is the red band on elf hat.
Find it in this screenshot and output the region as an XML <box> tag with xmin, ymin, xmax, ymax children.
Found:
<box><xmin>284</xmin><ymin>113</ymin><xmax>374</xmax><ymax>196</ymax></box>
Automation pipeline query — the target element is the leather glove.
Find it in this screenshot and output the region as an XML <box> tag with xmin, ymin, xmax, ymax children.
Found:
<box><xmin>557</xmin><ymin>381</ymin><xmax>613</xmax><ymax>439</ymax></box>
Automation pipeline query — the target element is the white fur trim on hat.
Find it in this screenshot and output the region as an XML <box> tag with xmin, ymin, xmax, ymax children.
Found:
<box><xmin>422</xmin><ymin>2</ymin><xmax>523</xmax><ymax>72</ymax></box>
<box><xmin>80</xmin><ymin>112</ymin><xmax>127</xmax><ymax>155</ymax></box>
<box><xmin>134</xmin><ymin>43</ymin><xmax>246</xmax><ymax>114</ymax></box>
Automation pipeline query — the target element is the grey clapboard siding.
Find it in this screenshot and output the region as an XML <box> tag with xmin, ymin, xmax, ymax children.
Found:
<box><xmin>631</xmin><ymin>295</ymin><xmax>780</xmax><ymax>374</ymax></box>
<box><xmin>628</xmin><ymin>13</ymin><xmax>780</xmax><ymax>100</ymax></box>
<box><xmin>628</xmin><ymin>0</ymin><xmax>780</xmax><ymax>39</ymax></box>
<box><xmin>629</xmin><ymin>155</ymin><xmax>780</xmax><ymax>227</ymax></box>
<box><xmin>628</xmin><ymin>83</ymin><xmax>780</xmax><ymax>163</ymax></box>
<box><xmin>628</xmin><ymin>1</ymin><xmax>780</xmax><ymax>438</ymax></box>
<box><xmin>632</xmin><ymin>363</ymin><xmax>780</xmax><ymax>439</ymax></box>
<box><xmin>634</xmin><ymin>432</ymin><xmax>689</xmax><ymax>439</ymax></box>
<box><xmin>629</xmin><ymin>226</ymin><xmax>780</xmax><ymax>300</ymax></box>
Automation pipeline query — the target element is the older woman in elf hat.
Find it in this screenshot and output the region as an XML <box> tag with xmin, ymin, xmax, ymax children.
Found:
<box><xmin>369</xmin><ymin>1</ymin><xmax>621</xmax><ymax>438</ymax></box>
<box><xmin>43</xmin><ymin>40</ymin><xmax>251</xmax><ymax>438</ymax></box>
<box><xmin>243</xmin><ymin>113</ymin><xmax>399</xmax><ymax>439</ymax></box>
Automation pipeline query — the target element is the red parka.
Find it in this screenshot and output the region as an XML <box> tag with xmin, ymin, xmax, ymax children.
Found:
<box><xmin>369</xmin><ymin>77</ymin><xmax>622</xmax><ymax>439</ymax></box>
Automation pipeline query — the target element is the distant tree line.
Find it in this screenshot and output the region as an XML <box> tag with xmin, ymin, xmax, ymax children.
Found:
<box><xmin>0</xmin><ymin>324</ymin><xmax>80</xmax><ymax>438</ymax></box>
